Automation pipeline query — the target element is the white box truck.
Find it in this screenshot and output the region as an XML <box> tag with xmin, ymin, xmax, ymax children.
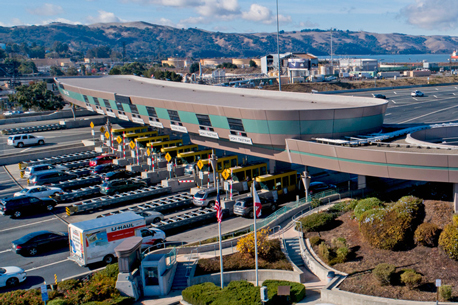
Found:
<box><xmin>68</xmin><ymin>212</ymin><xmax>166</xmax><ymax>266</ymax></box>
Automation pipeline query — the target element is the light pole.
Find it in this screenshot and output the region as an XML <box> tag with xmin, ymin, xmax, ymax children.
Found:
<box><xmin>276</xmin><ymin>0</ymin><xmax>281</xmax><ymax>91</ymax></box>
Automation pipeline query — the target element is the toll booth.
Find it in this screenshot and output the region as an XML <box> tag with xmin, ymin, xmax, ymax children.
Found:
<box><xmin>140</xmin><ymin>248</ymin><xmax>178</xmax><ymax>296</ymax></box>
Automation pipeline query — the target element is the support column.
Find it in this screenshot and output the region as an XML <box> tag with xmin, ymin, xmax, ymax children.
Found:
<box><xmin>357</xmin><ymin>175</ymin><xmax>366</xmax><ymax>190</ymax></box>
<box><xmin>454</xmin><ymin>183</ymin><xmax>458</xmax><ymax>213</ymax></box>
<box><xmin>269</xmin><ymin>159</ymin><xmax>276</xmax><ymax>174</ymax></box>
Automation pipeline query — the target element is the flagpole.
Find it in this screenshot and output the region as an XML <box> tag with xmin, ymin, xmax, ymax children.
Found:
<box><xmin>216</xmin><ymin>177</ymin><xmax>224</xmax><ymax>288</ymax></box>
<box><xmin>253</xmin><ymin>182</ymin><xmax>259</xmax><ymax>287</ymax></box>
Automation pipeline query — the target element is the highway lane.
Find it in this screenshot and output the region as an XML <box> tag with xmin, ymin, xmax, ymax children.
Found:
<box><xmin>0</xmin><ymin>115</ymin><xmax>102</xmax><ymax>130</ymax></box>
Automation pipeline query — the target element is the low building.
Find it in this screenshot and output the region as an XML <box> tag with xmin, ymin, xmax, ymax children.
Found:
<box><xmin>32</xmin><ymin>58</ymin><xmax>74</xmax><ymax>74</ymax></box>
<box><xmin>406</xmin><ymin>69</ymin><xmax>431</xmax><ymax>77</ymax></box>
<box><xmin>161</xmin><ymin>58</ymin><xmax>193</xmax><ymax>69</ymax></box>
<box><xmin>200</xmin><ymin>58</ymin><xmax>231</xmax><ymax>67</ymax></box>
<box><xmin>261</xmin><ymin>53</ymin><xmax>318</xmax><ymax>82</ymax></box>
<box><xmin>339</xmin><ymin>58</ymin><xmax>378</xmax><ymax>72</ymax></box>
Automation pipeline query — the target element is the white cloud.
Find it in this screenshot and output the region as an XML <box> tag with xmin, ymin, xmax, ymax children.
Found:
<box><xmin>11</xmin><ymin>18</ymin><xmax>23</xmax><ymax>26</ymax></box>
<box><xmin>241</xmin><ymin>4</ymin><xmax>291</xmax><ymax>24</ymax></box>
<box><xmin>42</xmin><ymin>18</ymin><xmax>82</xmax><ymax>25</ymax></box>
<box><xmin>196</xmin><ymin>0</ymin><xmax>240</xmax><ymax>18</ymax></box>
<box><xmin>299</xmin><ymin>20</ymin><xmax>319</xmax><ymax>28</ymax></box>
<box><xmin>123</xmin><ymin>0</ymin><xmax>201</xmax><ymax>7</ymax></box>
<box><xmin>179</xmin><ymin>16</ymin><xmax>207</xmax><ymax>25</ymax></box>
<box><xmin>401</xmin><ymin>0</ymin><xmax>458</xmax><ymax>30</ymax></box>
<box><xmin>156</xmin><ymin>18</ymin><xmax>176</xmax><ymax>27</ymax></box>
<box><xmin>87</xmin><ymin>11</ymin><xmax>122</xmax><ymax>23</ymax></box>
<box><xmin>27</xmin><ymin>3</ymin><xmax>64</xmax><ymax>16</ymax></box>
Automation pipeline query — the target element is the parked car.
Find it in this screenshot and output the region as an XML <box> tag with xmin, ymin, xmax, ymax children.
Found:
<box><xmin>12</xmin><ymin>231</ymin><xmax>69</xmax><ymax>256</ymax></box>
<box><xmin>29</xmin><ymin>170</ymin><xmax>78</xmax><ymax>186</ymax></box>
<box><xmin>14</xmin><ymin>186</ymin><xmax>63</xmax><ymax>199</ymax></box>
<box><xmin>89</xmin><ymin>154</ymin><xmax>117</xmax><ymax>167</ymax></box>
<box><xmin>0</xmin><ymin>266</ymin><xmax>27</xmax><ymax>287</ymax></box>
<box><xmin>233</xmin><ymin>195</ymin><xmax>277</xmax><ymax>218</ymax></box>
<box><xmin>24</xmin><ymin>164</ymin><xmax>69</xmax><ymax>178</ymax></box>
<box><xmin>100</xmin><ymin>179</ymin><xmax>147</xmax><ymax>195</ymax></box>
<box><xmin>411</xmin><ymin>90</ymin><xmax>424</xmax><ymax>97</ymax></box>
<box><xmin>7</xmin><ymin>134</ymin><xmax>45</xmax><ymax>148</ymax></box>
<box><xmin>308</xmin><ymin>181</ymin><xmax>337</xmax><ymax>195</ymax></box>
<box><xmin>91</xmin><ymin>164</ymin><xmax>120</xmax><ymax>175</ymax></box>
<box><xmin>372</xmin><ymin>93</ymin><xmax>386</xmax><ymax>99</ymax></box>
<box><xmin>104</xmin><ymin>170</ymin><xmax>137</xmax><ymax>181</ymax></box>
<box><xmin>192</xmin><ymin>187</ymin><xmax>224</xmax><ymax>208</ymax></box>
<box><xmin>0</xmin><ymin>196</ymin><xmax>57</xmax><ymax>218</ymax></box>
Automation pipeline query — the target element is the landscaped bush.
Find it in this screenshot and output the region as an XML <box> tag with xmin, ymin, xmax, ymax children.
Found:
<box><xmin>296</xmin><ymin>212</ymin><xmax>336</xmax><ymax>232</ymax></box>
<box><xmin>331</xmin><ymin>237</ymin><xmax>347</xmax><ymax>249</ymax></box>
<box><xmin>317</xmin><ymin>239</ymin><xmax>349</xmax><ymax>265</ymax></box>
<box><xmin>353</xmin><ymin>197</ymin><xmax>383</xmax><ymax>221</ymax></box>
<box><xmin>359</xmin><ymin>196</ymin><xmax>424</xmax><ymax>250</ymax></box>
<box><xmin>182</xmin><ymin>282</ymin><xmax>221</xmax><ymax>305</ymax></box>
<box><xmin>372</xmin><ymin>263</ymin><xmax>396</xmax><ymax>286</ymax></box>
<box><xmin>414</xmin><ymin>222</ymin><xmax>439</xmax><ymax>247</ymax></box>
<box><xmin>328</xmin><ymin>200</ymin><xmax>357</xmax><ymax>213</ymax></box>
<box><xmin>237</xmin><ymin>228</ymin><xmax>271</xmax><ymax>259</ymax></box>
<box><xmin>318</xmin><ymin>242</ymin><xmax>331</xmax><ymax>262</ymax></box>
<box><xmin>439</xmin><ymin>223</ymin><xmax>458</xmax><ymax>260</ymax></box>
<box><xmin>440</xmin><ymin>285</ymin><xmax>453</xmax><ymax>301</ymax></box>
<box><xmin>336</xmin><ymin>247</ymin><xmax>349</xmax><ymax>264</ymax></box>
<box><xmin>453</xmin><ymin>214</ymin><xmax>458</xmax><ymax>226</ymax></box>
<box><xmin>400</xmin><ymin>270</ymin><xmax>422</xmax><ymax>289</ymax></box>
<box><xmin>309</xmin><ymin>236</ymin><xmax>321</xmax><ymax>246</ymax></box>
<box><xmin>263</xmin><ymin>280</ymin><xmax>306</xmax><ymax>304</ymax></box>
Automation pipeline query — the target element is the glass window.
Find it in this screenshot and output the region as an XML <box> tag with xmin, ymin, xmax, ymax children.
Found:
<box><xmin>130</xmin><ymin>104</ymin><xmax>139</xmax><ymax>115</ymax></box>
<box><xmin>260</xmin><ymin>180</ymin><xmax>275</xmax><ymax>191</ymax></box>
<box><xmin>92</xmin><ymin>97</ymin><xmax>100</xmax><ymax>106</ymax></box>
<box><xmin>231</xmin><ymin>158</ymin><xmax>237</xmax><ymax>167</ymax></box>
<box><xmin>146</xmin><ymin>107</ymin><xmax>157</xmax><ymax>117</ymax></box>
<box><xmin>260</xmin><ymin>167</ymin><xmax>267</xmax><ymax>175</ymax></box>
<box><xmin>103</xmin><ymin>99</ymin><xmax>112</xmax><ymax>109</ymax></box>
<box><xmin>282</xmin><ymin>176</ymin><xmax>289</xmax><ymax>187</ymax></box>
<box><xmin>227</xmin><ymin>118</ymin><xmax>245</xmax><ymax>131</ymax></box>
<box><xmin>83</xmin><ymin>95</ymin><xmax>89</xmax><ymax>103</ymax></box>
<box><xmin>234</xmin><ymin>171</ymin><xmax>245</xmax><ymax>182</ymax></box>
<box><xmin>144</xmin><ymin>267</ymin><xmax>159</xmax><ymax>286</ymax></box>
<box><xmin>253</xmin><ymin>167</ymin><xmax>259</xmax><ymax>178</ymax></box>
<box><xmin>196</xmin><ymin>114</ymin><xmax>212</xmax><ymax>127</ymax></box>
<box><xmin>167</xmin><ymin>110</ymin><xmax>180</xmax><ymax>122</ymax></box>
<box><xmin>290</xmin><ymin>174</ymin><xmax>296</xmax><ymax>186</ymax></box>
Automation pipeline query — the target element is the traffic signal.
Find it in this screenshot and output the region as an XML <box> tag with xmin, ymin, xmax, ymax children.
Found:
<box><xmin>260</xmin><ymin>286</ymin><xmax>268</xmax><ymax>302</ymax></box>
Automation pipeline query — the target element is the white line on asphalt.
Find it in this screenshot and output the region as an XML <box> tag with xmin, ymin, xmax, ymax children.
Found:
<box><xmin>412</xmin><ymin>97</ymin><xmax>418</xmax><ymax>101</ymax></box>
<box><xmin>0</xmin><ymin>249</ymin><xmax>11</xmax><ymax>254</ymax></box>
<box><xmin>385</xmin><ymin>113</ymin><xmax>391</xmax><ymax>116</ymax></box>
<box><xmin>20</xmin><ymin>148</ymin><xmax>31</xmax><ymax>153</ymax></box>
<box><xmin>25</xmin><ymin>259</ymin><xmax>69</xmax><ymax>272</ymax></box>
<box><xmin>390</xmin><ymin>100</ymin><xmax>396</xmax><ymax>104</ymax></box>
<box><xmin>398</xmin><ymin>104</ymin><xmax>458</xmax><ymax>124</ymax></box>
<box><xmin>434</xmin><ymin>95</ymin><xmax>437</xmax><ymax>98</ymax></box>
<box><xmin>436</xmin><ymin>88</ymin><xmax>439</xmax><ymax>90</ymax></box>
<box><xmin>0</xmin><ymin>217</ymin><xmax>57</xmax><ymax>233</ymax></box>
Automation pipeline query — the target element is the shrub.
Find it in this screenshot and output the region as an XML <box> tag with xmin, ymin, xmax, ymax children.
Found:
<box><xmin>372</xmin><ymin>263</ymin><xmax>396</xmax><ymax>286</ymax></box>
<box><xmin>453</xmin><ymin>214</ymin><xmax>458</xmax><ymax>226</ymax></box>
<box><xmin>440</xmin><ymin>285</ymin><xmax>452</xmax><ymax>301</ymax></box>
<box><xmin>57</xmin><ymin>278</ymin><xmax>80</xmax><ymax>292</ymax></box>
<box><xmin>400</xmin><ymin>270</ymin><xmax>422</xmax><ymax>289</ymax></box>
<box><xmin>182</xmin><ymin>282</ymin><xmax>221</xmax><ymax>305</ymax></box>
<box><xmin>296</xmin><ymin>212</ymin><xmax>336</xmax><ymax>232</ymax></box>
<box><xmin>359</xmin><ymin>196</ymin><xmax>424</xmax><ymax>250</ymax></box>
<box><xmin>212</xmin><ymin>281</ymin><xmax>260</xmax><ymax>305</ymax></box>
<box><xmin>309</xmin><ymin>236</ymin><xmax>321</xmax><ymax>246</ymax></box>
<box><xmin>263</xmin><ymin>280</ymin><xmax>306</xmax><ymax>304</ymax></box>
<box><xmin>48</xmin><ymin>300</ymin><xmax>68</xmax><ymax>305</ymax></box>
<box><xmin>439</xmin><ymin>223</ymin><xmax>458</xmax><ymax>260</ymax></box>
<box><xmin>329</xmin><ymin>200</ymin><xmax>357</xmax><ymax>213</ymax></box>
<box><xmin>237</xmin><ymin>228</ymin><xmax>272</xmax><ymax>259</ymax></box>
<box><xmin>318</xmin><ymin>242</ymin><xmax>331</xmax><ymax>263</ymax></box>
<box><xmin>331</xmin><ymin>237</ymin><xmax>347</xmax><ymax>249</ymax></box>
<box><xmin>310</xmin><ymin>197</ymin><xmax>321</xmax><ymax>208</ymax></box>
<box><xmin>335</xmin><ymin>247</ymin><xmax>349</xmax><ymax>264</ymax></box>
<box><xmin>414</xmin><ymin>223</ymin><xmax>439</xmax><ymax>247</ymax></box>
<box><xmin>354</xmin><ymin>197</ymin><xmax>383</xmax><ymax>221</ymax></box>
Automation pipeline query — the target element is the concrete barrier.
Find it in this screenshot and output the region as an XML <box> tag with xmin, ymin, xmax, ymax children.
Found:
<box><xmin>0</xmin><ymin>109</ymin><xmax>97</xmax><ymax>125</ymax></box>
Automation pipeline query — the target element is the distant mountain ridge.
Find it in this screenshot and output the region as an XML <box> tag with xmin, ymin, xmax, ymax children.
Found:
<box><xmin>1</xmin><ymin>21</ymin><xmax>458</xmax><ymax>59</ymax></box>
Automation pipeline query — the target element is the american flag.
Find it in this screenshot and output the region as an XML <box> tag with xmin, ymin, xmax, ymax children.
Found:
<box><xmin>214</xmin><ymin>191</ymin><xmax>222</xmax><ymax>223</ymax></box>
<box><xmin>253</xmin><ymin>180</ymin><xmax>262</xmax><ymax>218</ymax></box>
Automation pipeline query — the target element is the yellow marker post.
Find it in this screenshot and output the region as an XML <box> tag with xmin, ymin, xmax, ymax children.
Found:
<box><xmin>100</xmin><ymin>126</ymin><xmax>105</xmax><ymax>133</ymax></box>
<box><xmin>222</xmin><ymin>169</ymin><xmax>230</xmax><ymax>180</ymax></box>
<box><xmin>129</xmin><ymin>141</ymin><xmax>136</xmax><ymax>150</ymax></box>
<box><xmin>146</xmin><ymin>148</ymin><xmax>151</xmax><ymax>156</ymax></box>
<box><xmin>165</xmin><ymin>153</ymin><xmax>172</xmax><ymax>163</ymax></box>
<box><xmin>197</xmin><ymin>160</ymin><xmax>204</xmax><ymax>170</ymax></box>
<box><xmin>116</xmin><ymin>136</ymin><xmax>122</xmax><ymax>144</ymax></box>
<box><xmin>105</xmin><ymin>131</ymin><xmax>110</xmax><ymax>139</ymax></box>
<box><xmin>90</xmin><ymin>122</ymin><xmax>94</xmax><ymax>129</ymax></box>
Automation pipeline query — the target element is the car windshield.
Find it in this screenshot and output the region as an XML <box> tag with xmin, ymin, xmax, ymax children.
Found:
<box><xmin>0</xmin><ymin>268</ymin><xmax>5</xmax><ymax>274</ymax></box>
<box><xmin>19</xmin><ymin>189</ymin><xmax>28</xmax><ymax>193</ymax></box>
<box><xmin>194</xmin><ymin>192</ymin><xmax>205</xmax><ymax>199</ymax></box>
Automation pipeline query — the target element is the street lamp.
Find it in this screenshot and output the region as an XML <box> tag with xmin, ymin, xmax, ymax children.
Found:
<box><xmin>276</xmin><ymin>0</ymin><xmax>281</xmax><ymax>91</ymax></box>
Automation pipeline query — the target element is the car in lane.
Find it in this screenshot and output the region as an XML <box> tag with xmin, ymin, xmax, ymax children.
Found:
<box><xmin>91</xmin><ymin>164</ymin><xmax>120</xmax><ymax>175</ymax></box>
<box><xmin>233</xmin><ymin>195</ymin><xmax>277</xmax><ymax>218</ymax></box>
<box><xmin>12</xmin><ymin>231</ymin><xmax>69</xmax><ymax>256</ymax></box>
<box><xmin>14</xmin><ymin>186</ymin><xmax>63</xmax><ymax>199</ymax></box>
<box><xmin>100</xmin><ymin>179</ymin><xmax>148</xmax><ymax>195</ymax></box>
<box><xmin>7</xmin><ymin>134</ymin><xmax>45</xmax><ymax>148</ymax></box>
<box><xmin>372</xmin><ymin>93</ymin><xmax>386</xmax><ymax>99</ymax></box>
<box><xmin>192</xmin><ymin>187</ymin><xmax>224</xmax><ymax>208</ymax></box>
<box><xmin>89</xmin><ymin>154</ymin><xmax>117</xmax><ymax>167</ymax></box>
<box><xmin>411</xmin><ymin>90</ymin><xmax>424</xmax><ymax>97</ymax></box>
<box><xmin>308</xmin><ymin>181</ymin><xmax>337</xmax><ymax>195</ymax></box>
<box><xmin>0</xmin><ymin>196</ymin><xmax>57</xmax><ymax>218</ymax></box>
<box><xmin>103</xmin><ymin>170</ymin><xmax>137</xmax><ymax>181</ymax></box>
<box><xmin>0</xmin><ymin>267</ymin><xmax>27</xmax><ymax>287</ymax></box>
<box><xmin>29</xmin><ymin>170</ymin><xmax>78</xmax><ymax>186</ymax></box>
<box><xmin>24</xmin><ymin>163</ymin><xmax>69</xmax><ymax>178</ymax></box>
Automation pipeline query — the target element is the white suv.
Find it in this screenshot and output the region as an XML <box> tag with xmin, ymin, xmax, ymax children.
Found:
<box><xmin>7</xmin><ymin>134</ymin><xmax>45</xmax><ymax>148</ymax></box>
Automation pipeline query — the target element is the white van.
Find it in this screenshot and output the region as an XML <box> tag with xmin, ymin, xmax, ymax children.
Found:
<box><xmin>24</xmin><ymin>163</ymin><xmax>69</xmax><ymax>178</ymax></box>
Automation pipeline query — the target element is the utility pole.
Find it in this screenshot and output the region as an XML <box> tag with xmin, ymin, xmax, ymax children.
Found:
<box><xmin>276</xmin><ymin>0</ymin><xmax>281</xmax><ymax>91</ymax></box>
<box><xmin>330</xmin><ymin>28</ymin><xmax>333</xmax><ymax>75</ymax></box>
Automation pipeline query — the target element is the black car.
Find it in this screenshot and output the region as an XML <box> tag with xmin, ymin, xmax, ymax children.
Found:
<box><xmin>372</xmin><ymin>93</ymin><xmax>386</xmax><ymax>99</ymax></box>
<box><xmin>12</xmin><ymin>230</ymin><xmax>69</xmax><ymax>256</ymax></box>
<box><xmin>0</xmin><ymin>196</ymin><xmax>57</xmax><ymax>218</ymax></box>
<box><xmin>233</xmin><ymin>196</ymin><xmax>277</xmax><ymax>218</ymax></box>
<box><xmin>104</xmin><ymin>170</ymin><xmax>137</xmax><ymax>181</ymax></box>
<box><xmin>308</xmin><ymin>182</ymin><xmax>337</xmax><ymax>195</ymax></box>
<box><xmin>91</xmin><ymin>164</ymin><xmax>120</xmax><ymax>175</ymax></box>
<box><xmin>100</xmin><ymin>179</ymin><xmax>148</xmax><ymax>195</ymax></box>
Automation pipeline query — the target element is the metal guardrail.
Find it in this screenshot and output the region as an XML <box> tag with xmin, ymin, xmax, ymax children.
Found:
<box><xmin>51</xmin><ymin>175</ymin><xmax>102</xmax><ymax>189</ymax></box>
<box><xmin>151</xmin><ymin>207</ymin><xmax>216</xmax><ymax>231</ymax></box>
<box><xmin>1</xmin><ymin>123</ymin><xmax>65</xmax><ymax>135</ymax></box>
<box><xmin>54</xmin><ymin>185</ymin><xmax>101</xmax><ymax>202</ymax></box>
<box><xmin>66</xmin><ymin>185</ymin><xmax>171</xmax><ymax>215</ymax></box>
<box><xmin>22</xmin><ymin>151</ymin><xmax>99</xmax><ymax>167</ymax></box>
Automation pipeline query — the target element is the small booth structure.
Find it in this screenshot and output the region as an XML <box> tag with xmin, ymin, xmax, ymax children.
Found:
<box><xmin>114</xmin><ymin>236</ymin><xmax>143</xmax><ymax>300</ymax></box>
<box><xmin>141</xmin><ymin>248</ymin><xmax>178</xmax><ymax>296</ymax></box>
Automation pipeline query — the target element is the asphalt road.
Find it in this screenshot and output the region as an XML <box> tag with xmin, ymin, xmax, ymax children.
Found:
<box><xmin>338</xmin><ymin>84</ymin><xmax>458</xmax><ymax>125</ymax></box>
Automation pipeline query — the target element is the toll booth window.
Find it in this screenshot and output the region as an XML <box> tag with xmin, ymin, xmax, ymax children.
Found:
<box><xmin>234</xmin><ymin>171</ymin><xmax>245</xmax><ymax>182</ymax></box>
<box><xmin>223</xmin><ymin>160</ymin><xmax>230</xmax><ymax>169</ymax></box>
<box><xmin>231</xmin><ymin>158</ymin><xmax>237</xmax><ymax>167</ymax></box>
<box><xmin>253</xmin><ymin>168</ymin><xmax>259</xmax><ymax>178</ymax></box>
<box><xmin>290</xmin><ymin>174</ymin><xmax>296</xmax><ymax>186</ymax></box>
<box><xmin>144</xmin><ymin>267</ymin><xmax>159</xmax><ymax>286</ymax></box>
<box><xmin>103</xmin><ymin>99</ymin><xmax>112</xmax><ymax>109</ymax></box>
<box><xmin>260</xmin><ymin>180</ymin><xmax>275</xmax><ymax>191</ymax></box>
<box><xmin>282</xmin><ymin>176</ymin><xmax>289</xmax><ymax>187</ymax></box>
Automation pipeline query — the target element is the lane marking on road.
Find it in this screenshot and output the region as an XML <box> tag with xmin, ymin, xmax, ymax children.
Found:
<box><xmin>389</xmin><ymin>95</ymin><xmax>458</xmax><ymax>109</ymax></box>
<box><xmin>390</xmin><ymin>100</ymin><xmax>396</xmax><ymax>104</ymax></box>
<box><xmin>25</xmin><ymin>259</ymin><xmax>69</xmax><ymax>272</ymax></box>
<box><xmin>385</xmin><ymin>113</ymin><xmax>391</xmax><ymax>116</ymax></box>
<box><xmin>398</xmin><ymin>104</ymin><xmax>458</xmax><ymax>124</ymax></box>
<box><xmin>0</xmin><ymin>249</ymin><xmax>11</xmax><ymax>254</ymax></box>
<box><xmin>0</xmin><ymin>217</ymin><xmax>57</xmax><ymax>233</ymax></box>
<box><xmin>20</xmin><ymin>148</ymin><xmax>31</xmax><ymax>153</ymax></box>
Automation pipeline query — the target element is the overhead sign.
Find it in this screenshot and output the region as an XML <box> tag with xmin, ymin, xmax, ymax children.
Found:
<box><xmin>116</xmin><ymin>136</ymin><xmax>123</xmax><ymax>144</ymax></box>
<box><xmin>90</xmin><ymin>122</ymin><xmax>94</xmax><ymax>129</ymax></box>
<box><xmin>165</xmin><ymin>153</ymin><xmax>172</xmax><ymax>162</ymax></box>
<box><xmin>197</xmin><ymin>160</ymin><xmax>204</xmax><ymax>170</ymax></box>
<box><xmin>229</xmin><ymin>135</ymin><xmax>253</xmax><ymax>145</ymax></box>
<box><xmin>100</xmin><ymin>126</ymin><xmax>106</xmax><ymax>133</ymax></box>
<box><xmin>129</xmin><ymin>141</ymin><xmax>136</xmax><ymax>149</ymax></box>
<box><xmin>105</xmin><ymin>131</ymin><xmax>110</xmax><ymax>139</ymax></box>
<box><xmin>170</xmin><ymin>125</ymin><xmax>188</xmax><ymax>133</ymax></box>
<box><xmin>199</xmin><ymin>130</ymin><xmax>219</xmax><ymax>139</ymax></box>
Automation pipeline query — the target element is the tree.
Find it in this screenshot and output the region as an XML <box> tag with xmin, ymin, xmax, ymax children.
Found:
<box><xmin>0</xmin><ymin>49</ymin><xmax>7</xmax><ymax>61</ymax></box>
<box><xmin>8</xmin><ymin>81</ymin><xmax>65</xmax><ymax>111</ymax></box>
<box><xmin>249</xmin><ymin>59</ymin><xmax>257</xmax><ymax>68</ymax></box>
<box><xmin>108</xmin><ymin>66</ymin><xmax>122</xmax><ymax>75</ymax></box>
<box><xmin>189</xmin><ymin>62</ymin><xmax>199</xmax><ymax>73</ymax></box>
<box><xmin>18</xmin><ymin>61</ymin><xmax>38</xmax><ymax>74</ymax></box>
<box><xmin>50</xmin><ymin>66</ymin><xmax>64</xmax><ymax>76</ymax></box>
<box><xmin>65</xmin><ymin>67</ymin><xmax>78</xmax><ymax>76</ymax></box>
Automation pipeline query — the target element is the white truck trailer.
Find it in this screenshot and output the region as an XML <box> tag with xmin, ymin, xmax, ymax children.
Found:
<box><xmin>68</xmin><ymin>212</ymin><xmax>166</xmax><ymax>266</ymax></box>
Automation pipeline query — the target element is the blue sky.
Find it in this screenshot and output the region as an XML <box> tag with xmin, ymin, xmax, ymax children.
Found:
<box><xmin>1</xmin><ymin>0</ymin><xmax>458</xmax><ymax>36</ymax></box>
